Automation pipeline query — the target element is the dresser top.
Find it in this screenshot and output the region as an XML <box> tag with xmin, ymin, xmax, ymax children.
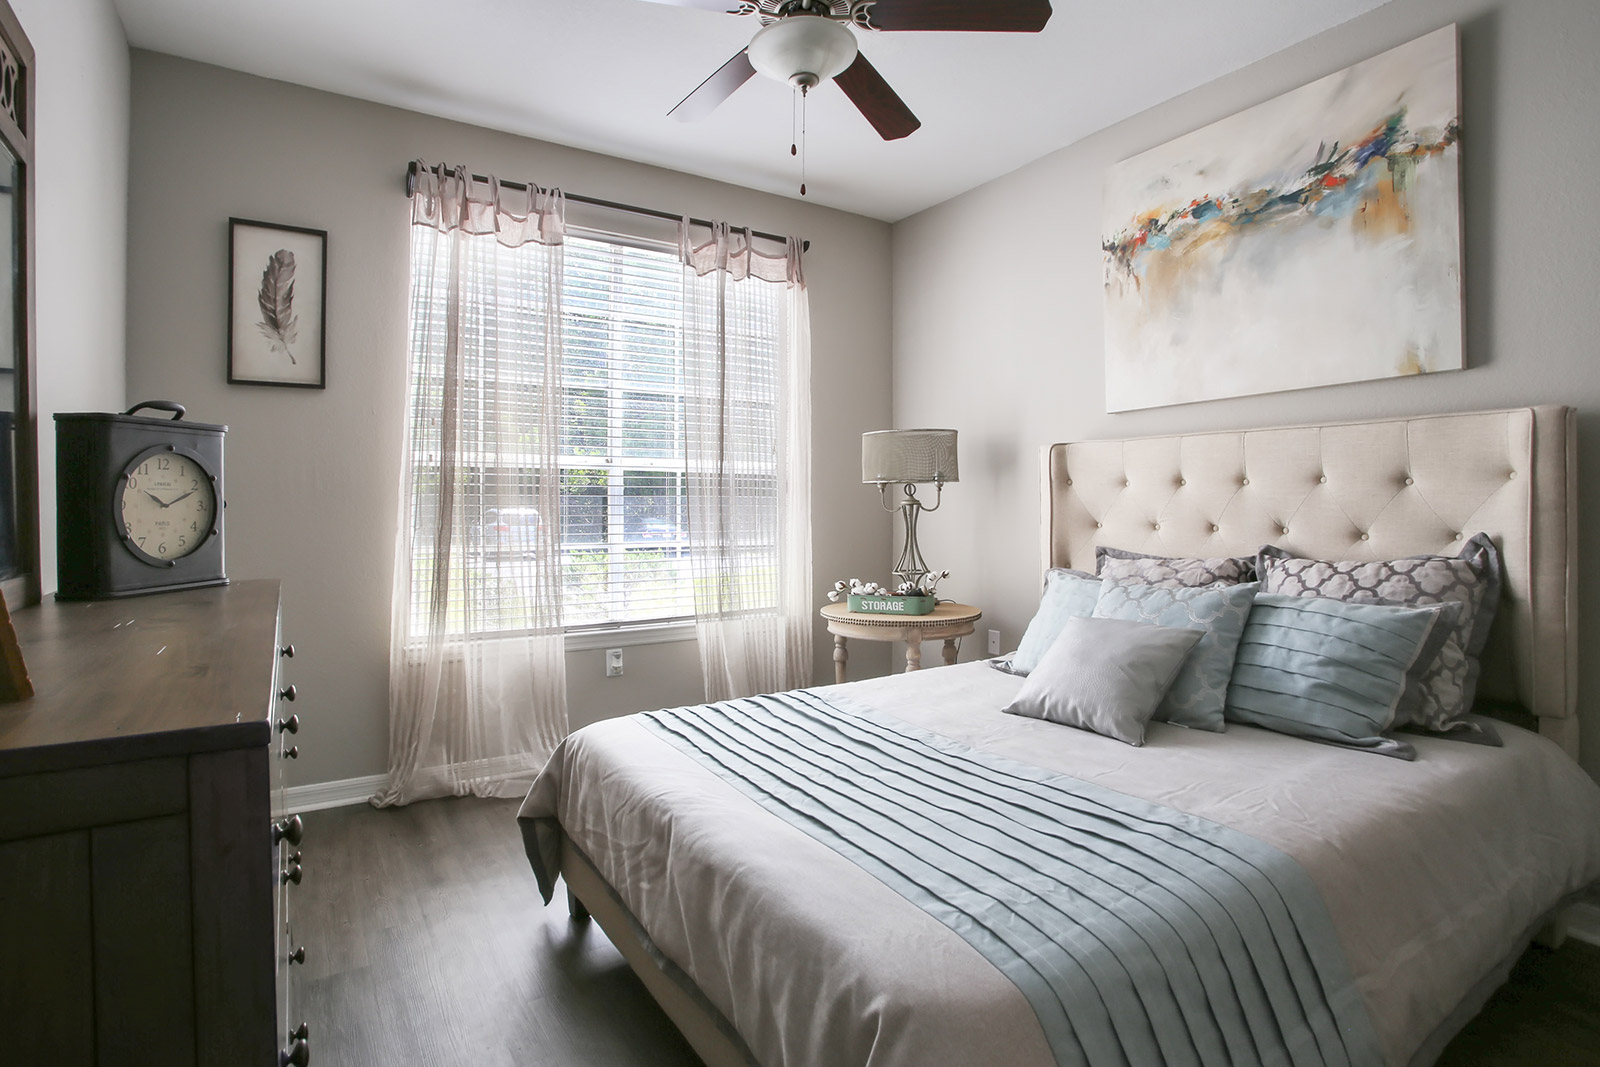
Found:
<box><xmin>0</xmin><ymin>579</ymin><xmax>282</xmax><ymax>775</ymax></box>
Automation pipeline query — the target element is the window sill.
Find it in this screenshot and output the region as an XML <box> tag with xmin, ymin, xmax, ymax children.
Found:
<box><xmin>564</xmin><ymin>620</ymin><xmax>696</xmax><ymax>651</ymax></box>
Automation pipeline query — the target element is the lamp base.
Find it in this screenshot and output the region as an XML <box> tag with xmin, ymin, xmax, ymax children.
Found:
<box><xmin>891</xmin><ymin>492</ymin><xmax>931</xmax><ymax>592</ymax></box>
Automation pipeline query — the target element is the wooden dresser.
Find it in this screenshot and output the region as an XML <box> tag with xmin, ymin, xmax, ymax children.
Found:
<box><xmin>0</xmin><ymin>580</ymin><xmax>308</xmax><ymax>1066</ymax></box>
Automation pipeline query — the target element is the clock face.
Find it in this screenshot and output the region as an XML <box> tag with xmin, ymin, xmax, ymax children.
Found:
<box><xmin>118</xmin><ymin>449</ymin><xmax>217</xmax><ymax>564</ymax></box>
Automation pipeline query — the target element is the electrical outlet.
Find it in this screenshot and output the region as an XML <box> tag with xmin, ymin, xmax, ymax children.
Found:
<box><xmin>606</xmin><ymin>648</ymin><xmax>624</xmax><ymax>677</ymax></box>
<box><xmin>987</xmin><ymin>629</ymin><xmax>1001</xmax><ymax>655</ymax></box>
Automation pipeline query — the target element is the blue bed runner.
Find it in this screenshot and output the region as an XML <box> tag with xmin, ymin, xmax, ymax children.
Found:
<box><xmin>639</xmin><ymin>689</ymin><xmax>1382</xmax><ymax>1067</ymax></box>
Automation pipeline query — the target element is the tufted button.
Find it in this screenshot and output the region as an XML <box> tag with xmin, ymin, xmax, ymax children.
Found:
<box><xmin>1359</xmin><ymin>532</ymin><xmax>1370</xmax><ymax>541</ymax></box>
<box><xmin>1318</xmin><ymin>475</ymin><xmax>1327</xmax><ymax>484</ymax></box>
<box><xmin>1178</xmin><ymin>478</ymin><xmax>1187</xmax><ymax>486</ymax></box>
<box><xmin>1507</xmin><ymin>471</ymin><xmax>1516</xmax><ymax>480</ymax></box>
<box><xmin>1241</xmin><ymin>477</ymin><xmax>1250</xmax><ymax>486</ymax></box>
<box><xmin>1094</xmin><ymin>521</ymin><xmax>1102</xmax><ymax>529</ymax></box>
<box><xmin>1124</xmin><ymin>480</ymin><xmax>1131</xmax><ymax>489</ymax></box>
<box><xmin>1454</xmin><ymin>532</ymin><xmax>1463</xmax><ymax>541</ymax></box>
<box><xmin>1065</xmin><ymin>479</ymin><xmax>1072</xmax><ymax>486</ymax></box>
<box><xmin>1404</xmin><ymin>477</ymin><xmax>1414</xmax><ymax>486</ymax></box>
<box><xmin>1210</xmin><ymin>524</ymin><xmax>1219</xmax><ymax>533</ymax></box>
<box><xmin>1153</xmin><ymin>522</ymin><xmax>1161</xmax><ymax>531</ymax></box>
<box><xmin>1280</xmin><ymin>526</ymin><xmax>1289</xmax><ymax>535</ymax></box>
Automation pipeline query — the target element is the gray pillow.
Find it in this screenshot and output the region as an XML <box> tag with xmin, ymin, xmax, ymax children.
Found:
<box><xmin>1010</xmin><ymin>568</ymin><xmax>1101</xmax><ymax>675</ymax></box>
<box><xmin>1096</xmin><ymin>546</ymin><xmax>1256</xmax><ymax>588</ymax></box>
<box><xmin>1256</xmin><ymin>534</ymin><xmax>1501</xmax><ymax>736</ymax></box>
<box><xmin>1092</xmin><ymin>580</ymin><xmax>1259</xmax><ymax>732</ymax></box>
<box><xmin>1003</xmin><ymin>616</ymin><xmax>1201</xmax><ymax>746</ymax></box>
<box><xmin>1226</xmin><ymin>594</ymin><xmax>1445</xmax><ymax>759</ymax></box>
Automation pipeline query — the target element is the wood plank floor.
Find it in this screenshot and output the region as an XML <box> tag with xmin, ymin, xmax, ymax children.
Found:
<box><xmin>294</xmin><ymin>796</ymin><xmax>1600</xmax><ymax>1066</ymax></box>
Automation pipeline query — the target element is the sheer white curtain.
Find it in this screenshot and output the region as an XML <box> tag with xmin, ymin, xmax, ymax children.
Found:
<box><xmin>681</xmin><ymin>221</ymin><xmax>813</xmax><ymax>700</ymax></box>
<box><xmin>375</xmin><ymin>163</ymin><xmax>569</xmax><ymax>806</ymax></box>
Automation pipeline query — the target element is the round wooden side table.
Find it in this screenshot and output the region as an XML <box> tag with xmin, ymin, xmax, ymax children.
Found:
<box><xmin>820</xmin><ymin>602</ymin><xmax>983</xmax><ymax>683</ymax></box>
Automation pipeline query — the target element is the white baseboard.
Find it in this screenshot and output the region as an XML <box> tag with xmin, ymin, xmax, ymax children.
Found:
<box><xmin>275</xmin><ymin>773</ymin><xmax>389</xmax><ymax>818</ymax></box>
<box><xmin>1567</xmin><ymin>901</ymin><xmax>1600</xmax><ymax>946</ymax></box>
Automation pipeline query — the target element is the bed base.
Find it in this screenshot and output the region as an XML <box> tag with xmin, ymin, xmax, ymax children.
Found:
<box><xmin>566</xmin><ymin>831</ymin><xmax>1580</xmax><ymax>1067</ymax></box>
<box><xmin>561</xmin><ymin>838</ymin><xmax>749</xmax><ymax>1067</ymax></box>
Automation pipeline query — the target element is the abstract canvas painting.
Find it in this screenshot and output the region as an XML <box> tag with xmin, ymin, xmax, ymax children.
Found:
<box><xmin>1102</xmin><ymin>26</ymin><xmax>1462</xmax><ymax>412</ymax></box>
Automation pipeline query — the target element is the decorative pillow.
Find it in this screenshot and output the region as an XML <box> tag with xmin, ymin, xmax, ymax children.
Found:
<box><xmin>1096</xmin><ymin>546</ymin><xmax>1256</xmax><ymax>588</ymax></box>
<box><xmin>1010</xmin><ymin>569</ymin><xmax>1101</xmax><ymax>676</ymax></box>
<box><xmin>1002</xmin><ymin>616</ymin><xmax>1202</xmax><ymax>746</ymax></box>
<box><xmin>1091</xmin><ymin>580</ymin><xmax>1259</xmax><ymax>732</ymax></box>
<box><xmin>1225</xmin><ymin>594</ymin><xmax>1446</xmax><ymax>760</ymax></box>
<box><xmin>1256</xmin><ymin>534</ymin><xmax>1502</xmax><ymax>735</ymax></box>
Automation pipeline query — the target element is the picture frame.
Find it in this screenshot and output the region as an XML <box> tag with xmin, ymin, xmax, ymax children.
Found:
<box><xmin>1101</xmin><ymin>26</ymin><xmax>1462</xmax><ymax>412</ymax></box>
<box><xmin>227</xmin><ymin>217</ymin><xmax>327</xmax><ymax>389</ymax></box>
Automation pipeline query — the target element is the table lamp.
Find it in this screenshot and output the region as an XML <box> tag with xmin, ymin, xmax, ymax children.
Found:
<box><xmin>862</xmin><ymin>429</ymin><xmax>958</xmax><ymax>591</ymax></box>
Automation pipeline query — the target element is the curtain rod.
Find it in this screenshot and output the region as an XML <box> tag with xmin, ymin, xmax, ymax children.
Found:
<box><xmin>404</xmin><ymin>162</ymin><xmax>809</xmax><ymax>253</ymax></box>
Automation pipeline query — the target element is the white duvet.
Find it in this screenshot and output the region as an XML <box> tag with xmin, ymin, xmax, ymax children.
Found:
<box><xmin>519</xmin><ymin>662</ymin><xmax>1600</xmax><ymax>1066</ymax></box>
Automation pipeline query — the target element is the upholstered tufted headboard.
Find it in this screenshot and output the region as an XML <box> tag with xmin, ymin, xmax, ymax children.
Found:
<box><xmin>1043</xmin><ymin>406</ymin><xmax>1579</xmax><ymax>757</ymax></box>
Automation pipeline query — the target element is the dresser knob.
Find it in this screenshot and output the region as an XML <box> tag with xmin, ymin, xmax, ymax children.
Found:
<box><xmin>282</xmin><ymin>745</ymin><xmax>299</xmax><ymax>760</ymax></box>
<box><xmin>272</xmin><ymin>815</ymin><xmax>304</xmax><ymax>847</ymax></box>
<box><xmin>276</xmin><ymin>714</ymin><xmax>300</xmax><ymax>734</ymax></box>
<box><xmin>279</xmin><ymin>1038</ymin><xmax>310</xmax><ymax>1067</ymax></box>
<box><xmin>279</xmin><ymin>685</ymin><xmax>297</xmax><ymax>702</ymax></box>
<box><xmin>281</xmin><ymin>863</ymin><xmax>303</xmax><ymax>886</ymax></box>
<box><xmin>288</xmin><ymin>945</ymin><xmax>306</xmax><ymax>965</ymax></box>
<box><xmin>287</xmin><ymin>850</ymin><xmax>303</xmax><ymax>865</ymax></box>
<box><xmin>290</xmin><ymin>1023</ymin><xmax>309</xmax><ymax>1042</ymax></box>
<box><xmin>280</xmin><ymin>644</ymin><xmax>296</xmax><ymax>659</ymax></box>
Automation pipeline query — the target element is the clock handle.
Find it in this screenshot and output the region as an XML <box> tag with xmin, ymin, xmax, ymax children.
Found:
<box><xmin>124</xmin><ymin>400</ymin><xmax>187</xmax><ymax>421</ymax></box>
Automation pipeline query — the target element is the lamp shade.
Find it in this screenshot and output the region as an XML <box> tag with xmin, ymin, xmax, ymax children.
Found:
<box><xmin>862</xmin><ymin>429</ymin><xmax>959</xmax><ymax>485</ymax></box>
<box><xmin>747</xmin><ymin>16</ymin><xmax>859</xmax><ymax>89</ymax></box>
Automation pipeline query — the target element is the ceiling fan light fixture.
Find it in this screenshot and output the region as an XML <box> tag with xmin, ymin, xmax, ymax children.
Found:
<box><xmin>747</xmin><ymin>15</ymin><xmax>858</xmax><ymax>89</ymax></box>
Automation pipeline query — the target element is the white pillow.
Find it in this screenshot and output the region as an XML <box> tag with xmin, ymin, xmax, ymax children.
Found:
<box><xmin>1002</xmin><ymin>616</ymin><xmax>1201</xmax><ymax>746</ymax></box>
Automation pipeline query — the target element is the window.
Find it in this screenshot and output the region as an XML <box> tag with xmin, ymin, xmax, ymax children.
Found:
<box><xmin>559</xmin><ymin>232</ymin><xmax>694</xmax><ymax>627</ymax></box>
<box><xmin>405</xmin><ymin>225</ymin><xmax>785</xmax><ymax>636</ymax></box>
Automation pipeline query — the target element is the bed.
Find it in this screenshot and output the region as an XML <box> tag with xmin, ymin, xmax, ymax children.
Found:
<box><xmin>518</xmin><ymin>405</ymin><xmax>1600</xmax><ymax>1067</ymax></box>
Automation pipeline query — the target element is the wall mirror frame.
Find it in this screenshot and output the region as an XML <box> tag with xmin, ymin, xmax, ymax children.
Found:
<box><xmin>0</xmin><ymin>0</ymin><xmax>35</xmax><ymax>609</ymax></box>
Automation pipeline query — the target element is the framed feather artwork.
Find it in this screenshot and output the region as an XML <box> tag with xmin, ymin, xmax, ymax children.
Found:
<box><xmin>227</xmin><ymin>217</ymin><xmax>327</xmax><ymax>389</ymax></box>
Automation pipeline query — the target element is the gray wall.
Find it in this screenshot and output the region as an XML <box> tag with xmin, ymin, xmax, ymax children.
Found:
<box><xmin>891</xmin><ymin>0</ymin><xmax>1600</xmax><ymax>776</ymax></box>
<box><xmin>13</xmin><ymin>0</ymin><xmax>129</xmax><ymax>594</ymax></box>
<box><xmin>125</xmin><ymin>52</ymin><xmax>893</xmax><ymax>789</ymax></box>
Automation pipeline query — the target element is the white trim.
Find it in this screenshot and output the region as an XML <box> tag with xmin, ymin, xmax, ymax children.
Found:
<box><xmin>275</xmin><ymin>773</ymin><xmax>388</xmax><ymax>818</ymax></box>
<box><xmin>1567</xmin><ymin>902</ymin><xmax>1600</xmax><ymax>947</ymax></box>
<box><xmin>565</xmin><ymin>620</ymin><xmax>696</xmax><ymax>651</ymax></box>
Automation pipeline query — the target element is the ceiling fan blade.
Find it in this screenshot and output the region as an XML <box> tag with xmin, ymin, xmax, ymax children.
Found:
<box><xmin>669</xmin><ymin>49</ymin><xmax>758</xmax><ymax>121</ymax></box>
<box><xmin>859</xmin><ymin>0</ymin><xmax>1051</xmax><ymax>32</ymax></box>
<box><xmin>834</xmin><ymin>52</ymin><xmax>921</xmax><ymax>141</ymax></box>
<box><xmin>635</xmin><ymin>0</ymin><xmax>757</xmax><ymax>13</ymax></box>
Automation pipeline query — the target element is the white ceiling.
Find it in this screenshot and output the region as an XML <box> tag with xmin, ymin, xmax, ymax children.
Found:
<box><xmin>112</xmin><ymin>0</ymin><xmax>1391</xmax><ymax>222</ymax></box>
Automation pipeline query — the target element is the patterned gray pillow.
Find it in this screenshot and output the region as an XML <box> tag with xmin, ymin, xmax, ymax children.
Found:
<box><xmin>1256</xmin><ymin>534</ymin><xmax>1502</xmax><ymax>735</ymax></box>
<box><xmin>1096</xmin><ymin>546</ymin><xmax>1256</xmax><ymax>588</ymax></box>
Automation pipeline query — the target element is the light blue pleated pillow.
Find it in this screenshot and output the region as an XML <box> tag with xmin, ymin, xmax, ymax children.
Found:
<box><xmin>1091</xmin><ymin>581</ymin><xmax>1258</xmax><ymax>732</ymax></box>
<box><xmin>1009</xmin><ymin>569</ymin><xmax>1100</xmax><ymax>675</ymax></box>
<box><xmin>1225</xmin><ymin>593</ymin><xmax>1446</xmax><ymax>760</ymax></box>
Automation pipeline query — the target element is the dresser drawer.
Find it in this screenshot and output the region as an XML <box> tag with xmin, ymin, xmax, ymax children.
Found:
<box><xmin>1</xmin><ymin>581</ymin><xmax>289</xmax><ymax>1065</ymax></box>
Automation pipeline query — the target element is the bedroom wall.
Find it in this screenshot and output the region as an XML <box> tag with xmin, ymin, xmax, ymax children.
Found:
<box><xmin>890</xmin><ymin>0</ymin><xmax>1600</xmax><ymax>777</ymax></box>
<box><xmin>124</xmin><ymin>51</ymin><xmax>893</xmax><ymax>790</ymax></box>
<box><xmin>12</xmin><ymin>0</ymin><xmax>130</xmax><ymax>594</ymax></box>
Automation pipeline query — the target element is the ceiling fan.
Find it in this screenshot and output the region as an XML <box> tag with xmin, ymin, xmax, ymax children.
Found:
<box><xmin>643</xmin><ymin>0</ymin><xmax>1053</xmax><ymax>141</ymax></box>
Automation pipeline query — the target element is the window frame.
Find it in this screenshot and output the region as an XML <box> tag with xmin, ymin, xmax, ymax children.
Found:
<box><xmin>555</xmin><ymin>225</ymin><xmax>697</xmax><ymax>632</ymax></box>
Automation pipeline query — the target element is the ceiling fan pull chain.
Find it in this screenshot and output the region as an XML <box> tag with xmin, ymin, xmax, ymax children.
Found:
<box><xmin>800</xmin><ymin>85</ymin><xmax>808</xmax><ymax>197</ymax></box>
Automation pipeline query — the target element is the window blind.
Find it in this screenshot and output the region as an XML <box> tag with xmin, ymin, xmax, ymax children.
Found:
<box><xmin>406</xmin><ymin>225</ymin><xmax>786</xmax><ymax>635</ymax></box>
<box><xmin>560</xmin><ymin>231</ymin><xmax>695</xmax><ymax>627</ymax></box>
